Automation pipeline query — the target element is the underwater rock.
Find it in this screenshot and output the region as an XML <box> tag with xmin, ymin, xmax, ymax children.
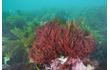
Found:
<box><xmin>46</xmin><ymin>57</ymin><xmax>96</xmax><ymax>70</ymax></box>
<box><xmin>2</xmin><ymin>64</ymin><xmax>11</xmax><ymax>70</ymax></box>
<box><xmin>3</xmin><ymin>63</ymin><xmax>38</xmax><ymax>70</ymax></box>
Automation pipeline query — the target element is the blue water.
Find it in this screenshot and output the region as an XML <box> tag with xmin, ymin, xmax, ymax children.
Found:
<box><xmin>3</xmin><ymin>0</ymin><xmax>106</xmax><ymax>12</ymax></box>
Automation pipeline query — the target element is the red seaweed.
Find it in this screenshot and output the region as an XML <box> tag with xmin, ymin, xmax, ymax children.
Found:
<box><xmin>29</xmin><ymin>21</ymin><xmax>95</xmax><ymax>65</ymax></box>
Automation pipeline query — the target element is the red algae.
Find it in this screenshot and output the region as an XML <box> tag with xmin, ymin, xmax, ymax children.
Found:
<box><xmin>29</xmin><ymin>21</ymin><xmax>95</xmax><ymax>65</ymax></box>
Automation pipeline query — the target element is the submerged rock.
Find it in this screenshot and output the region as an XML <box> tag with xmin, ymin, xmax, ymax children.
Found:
<box><xmin>2</xmin><ymin>64</ymin><xmax>11</xmax><ymax>70</ymax></box>
<box><xmin>2</xmin><ymin>63</ymin><xmax>38</xmax><ymax>70</ymax></box>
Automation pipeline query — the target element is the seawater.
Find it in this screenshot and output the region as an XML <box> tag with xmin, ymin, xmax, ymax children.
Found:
<box><xmin>3</xmin><ymin>0</ymin><xmax>106</xmax><ymax>12</ymax></box>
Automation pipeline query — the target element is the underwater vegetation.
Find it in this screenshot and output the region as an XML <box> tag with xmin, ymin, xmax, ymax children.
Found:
<box><xmin>29</xmin><ymin>21</ymin><xmax>96</xmax><ymax>69</ymax></box>
<box><xmin>76</xmin><ymin>7</ymin><xmax>107</xmax><ymax>63</ymax></box>
<box><xmin>2</xmin><ymin>6</ymin><xmax>106</xmax><ymax>70</ymax></box>
<box><xmin>29</xmin><ymin>21</ymin><xmax>95</xmax><ymax>63</ymax></box>
<box><xmin>2</xmin><ymin>12</ymin><xmax>40</xmax><ymax>65</ymax></box>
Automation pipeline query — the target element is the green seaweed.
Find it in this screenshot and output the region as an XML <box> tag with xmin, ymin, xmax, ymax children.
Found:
<box><xmin>2</xmin><ymin>13</ymin><xmax>41</xmax><ymax>64</ymax></box>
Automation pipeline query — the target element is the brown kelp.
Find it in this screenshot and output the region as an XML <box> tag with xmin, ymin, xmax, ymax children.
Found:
<box><xmin>29</xmin><ymin>21</ymin><xmax>95</xmax><ymax>69</ymax></box>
